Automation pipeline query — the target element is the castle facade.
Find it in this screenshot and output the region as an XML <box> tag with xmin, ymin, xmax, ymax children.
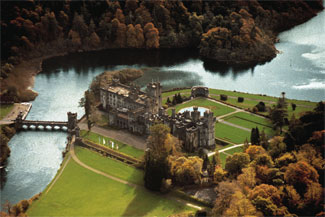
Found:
<box><xmin>100</xmin><ymin>80</ymin><xmax>215</xmax><ymax>151</ymax></box>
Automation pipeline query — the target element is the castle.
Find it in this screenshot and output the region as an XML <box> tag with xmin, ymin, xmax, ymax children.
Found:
<box><xmin>100</xmin><ymin>80</ymin><xmax>215</xmax><ymax>151</ymax></box>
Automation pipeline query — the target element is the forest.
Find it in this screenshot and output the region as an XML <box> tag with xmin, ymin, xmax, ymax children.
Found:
<box><xmin>1</xmin><ymin>0</ymin><xmax>324</xmax><ymax>68</ymax></box>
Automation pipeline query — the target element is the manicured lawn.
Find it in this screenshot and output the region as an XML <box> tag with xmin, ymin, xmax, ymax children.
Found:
<box><xmin>209</xmin><ymin>88</ymin><xmax>316</xmax><ymax>118</ymax></box>
<box><xmin>81</xmin><ymin>130</ymin><xmax>144</xmax><ymax>159</ymax></box>
<box><xmin>0</xmin><ymin>104</ymin><xmax>14</xmax><ymax>120</ymax></box>
<box><xmin>75</xmin><ymin>146</ymin><xmax>144</xmax><ymax>185</ymax></box>
<box><xmin>28</xmin><ymin>153</ymin><xmax>193</xmax><ymax>216</ymax></box>
<box><xmin>223</xmin><ymin>112</ymin><xmax>274</xmax><ymax>136</ymax></box>
<box><xmin>215</xmin><ymin>122</ymin><xmax>250</xmax><ymax>144</ymax></box>
<box><xmin>167</xmin><ymin>98</ymin><xmax>235</xmax><ymax>117</ymax></box>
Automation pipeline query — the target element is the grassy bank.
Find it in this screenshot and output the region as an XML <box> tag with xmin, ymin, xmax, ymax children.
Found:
<box><xmin>80</xmin><ymin>130</ymin><xmax>144</xmax><ymax>159</ymax></box>
<box><xmin>27</xmin><ymin>146</ymin><xmax>194</xmax><ymax>216</ymax></box>
<box><xmin>0</xmin><ymin>104</ymin><xmax>14</xmax><ymax>119</ymax></box>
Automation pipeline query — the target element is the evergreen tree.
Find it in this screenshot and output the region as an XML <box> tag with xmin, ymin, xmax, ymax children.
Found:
<box><xmin>166</xmin><ymin>97</ymin><xmax>171</xmax><ymax>104</ymax></box>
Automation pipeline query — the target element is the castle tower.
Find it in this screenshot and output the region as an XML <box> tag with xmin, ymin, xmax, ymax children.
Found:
<box><xmin>146</xmin><ymin>81</ymin><xmax>162</xmax><ymax>114</ymax></box>
<box><xmin>191</xmin><ymin>106</ymin><xmax>200</xmax><ymax>122</ymax></box>
<box><xmin>204</xmin><ymin>110</ymin><xmax>216</xmax><ymax>147</ymax></box>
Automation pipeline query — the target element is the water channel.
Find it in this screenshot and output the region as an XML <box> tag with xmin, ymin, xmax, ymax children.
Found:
<box><xmin>1</xmin><ymin>10</ymin><xmax>324</xmax><ymax>207</ymax></box>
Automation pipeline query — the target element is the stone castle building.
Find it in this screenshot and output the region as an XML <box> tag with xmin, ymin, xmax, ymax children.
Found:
<box><xmin>100</xmin><ymin>79</ymin><xmax>215</xmax><ymax>151</ymax></box>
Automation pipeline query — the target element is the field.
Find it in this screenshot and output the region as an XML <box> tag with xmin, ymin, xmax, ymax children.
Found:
<box><xmin>0</xmin><ymin>104</ymin><xmax>14</xmax><ymax>120</ymax></box>
<box><xmin>209</xmin><ymin>89</ymin><xmax>316</xmax><ymax>118</ymax></box>
<box><xmin>222</xmin><ymin>112</ymin><xmax>274</xmax><ymax>136</ymax></box>
<box><xmin>214</xmin><ymin>122</ymin><xmax>250</xmax><ymax>144</ymax></box>
<box><xmin>81</xmin><ymin>130</ymin><xmax>144</xmax><ymax>159</ymax></box>
<box><xmin>167</xmin><ymin>98</ymin><xmax>235</xmax><ymax>117</ymax></box>
<box><xmin>27</xmin><ymin>146</ymin><xmax>194</xmax><ymax>216</ymax></box>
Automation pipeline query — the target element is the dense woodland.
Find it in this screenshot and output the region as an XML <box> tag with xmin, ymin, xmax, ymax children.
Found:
<box><xmin>1</xmin><ymin>0</ymin><xmax>324</xmax><ymax>72</ymax></box>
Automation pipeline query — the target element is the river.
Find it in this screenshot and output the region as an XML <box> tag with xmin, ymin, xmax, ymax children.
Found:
<box><xmin>1</xmin><ymin>10</ymin><xmax>324</xmax><ymax>207</ymax></box>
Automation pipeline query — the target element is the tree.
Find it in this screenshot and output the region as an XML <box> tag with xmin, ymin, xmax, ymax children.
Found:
<box><xmin>245</xmin><ymin>145</ymin><xmax>266</xmax><ymax>161</ymax></box>
<box><xmin>145</xmin><ymin>124</ymin><xmax>180</xmax><ymax>191</ymax></box>
<box><xmin>144</xmin><ymin>22</ymin><xmax>159</xmax><ymax>48</ymax></box>
<box><xmin>225</xmin><ymin>153</ymin><xmax>250</xmax><ymax>177</ymax></box>
<box><xmin>212</xmin><ymin>181</ymin><xmax>240</xmax><ymax>215</ymax></box>
<box><xmin>284</xmin><ymin>161</ymin><xmax>319</xmax><ymax>195</ymax></box>
<box><xmin>166</xmin><ymin>97</ymin><xmax>171</xmax><ymax>104</ymax></box>
<box><xmin>269</xmin><ymin>105</ymin><xmax>288</xmax><ymax>133</ymax></box>
<box><xmin>237</xmin><ymin>167</ymin><xmax>256</xmax><ymax>191</ymax></box>
<box><xmin>223</xmin><ymin>191</ymin><xmax>260</xmax><ymax>216</ymax></box>
<box><xmin>291</xmin><ymin>103</ymin><xmax>296</xmax><ymax>111</ymax></box>
<box><xmin>214</xmin><ymin>166</ymin><xmax>227</xmax><ymax>182</ymax></box>
<box><xmin>250</xmin><ymin>127</ymin><xmax>260</xmax><ymax>145</ymax></box>
<box><xmin>268</xmin><ymin>136</ymin><xmax>286</xmax><ymax>159</ymax></box>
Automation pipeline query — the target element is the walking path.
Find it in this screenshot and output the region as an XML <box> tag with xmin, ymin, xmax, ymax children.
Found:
<box><xmin>70</xmin><ymin>142</ymin><xmax>204</xmax><ymax>210</ymax></box>
<box><xmin>218</xmin><ymin>120</ymin><xmax>251</xmax><ymax>132</ymax></box>
<box><xmin>208</xmin><ymin>143</ymin><xmax>245</xmax><ymax>157</ymax></box>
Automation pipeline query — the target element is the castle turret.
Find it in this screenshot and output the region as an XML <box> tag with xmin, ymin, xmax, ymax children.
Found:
<box><xmin>203</xmin><ymin>110</ymin><xmax>216</xmax><ymax>147</ymax></box>
<box><xmin>146</xmin><ymin>81</ymin><xmax>162</xmax><ymax>114</ymax></box>
<box><xmin>191</xmin><ymin>106</ymin><xmax>200</xmax><ymax>122</ymax></box>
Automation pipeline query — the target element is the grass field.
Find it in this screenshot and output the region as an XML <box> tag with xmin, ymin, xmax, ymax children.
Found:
<box><xmin>75</xmin><ymin>146</ymin><xmax>144</xmax><ymax>185</ymax></box>
<box><xmin>215</xmin><ymin>122</ymin><xmax>250</xmax><ymax>144</ymax></box>
<box><xmin>28</xmin><ymin>147</ymin><xmax>194</xmax><ymax>216</ymax></box>
<box><xmin>0</xmin><ymin>104</ymin><xmax>14</xmax><ymax>120</ymax></box>
<box><xmin>167</xmin><ymin>98</ymin><xmax>235</xmax><ymax>117</ymax></box>
<box><xmin>208</xmin><ymin>88</ymin><xmax>316</xmax><ymax>118</ymax></box>
<box><xmin>222</xmin><ymin>112</ymin><xmax>274</xmax><ymax>136</ymax></box>
<box><xmin>81</xmin><ymin>130</ymin><xmax>144</xmax><ymax>159</ymax></box>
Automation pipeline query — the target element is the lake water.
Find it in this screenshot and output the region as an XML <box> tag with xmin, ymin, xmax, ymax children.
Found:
<box><xmin>1</xmin><ymin>10</ymin><xmax>324</xmax><ymax>207</ymax></box>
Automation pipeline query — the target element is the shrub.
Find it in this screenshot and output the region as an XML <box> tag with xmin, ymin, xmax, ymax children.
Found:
<box><xmin>238</xmin><ymin>97</ymin><xmax>244</xmax><ymax>102</ymax></box>
<box><xmin>255</xmin><ymin>101</ymin><xmax>266</xmax><ymax>112</ymax></box>
<box><xmin>220</xmin><ymin>94</ymin><xmax>228</xmax><ymax>101</ymax></box>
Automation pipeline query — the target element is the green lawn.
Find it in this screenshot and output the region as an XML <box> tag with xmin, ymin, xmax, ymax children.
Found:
<box><xmin>215</xmin><ymin>122</ymin><xmax>250</xmax><ymax>144</ymax></box>
<box><xmin>28</xmin><ymin>148</ymin><xmax>194</xmax><ymax>216</ymax></box>
<box><xmin>75</xmin><ymin>146</ymin><xmax>144</xmax><ymax>185</ymax></box>
<box><xmin>0</xmin><ymin>104</ymin><xmax>14</xmax><ymax>120</ymax></box>
<box><xmin>81</xmin><ymin>130</ymin><xmax>144</xmax><ymax>159</ymax></box>
<box><xmin>167</xmin><ymin>98</ymin><xmax>235</xmax><ymax>117</ymax></box>
<box><xmin>208</xmin><ymin>88</ymin><xmax>316</xmax><ymax>118</ymax></box>
<box><xmin>223</xmin><ymin>146</ymin><xmax>244</xmax><ymax>156</ymax></box>
<box><xmin>222</xmin><ymin>112</ymin><xmax>274</xmax><ymax>136</ymax></box>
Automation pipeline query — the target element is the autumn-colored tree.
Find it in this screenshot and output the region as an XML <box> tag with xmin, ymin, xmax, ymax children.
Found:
<box><xmin>72</xmin><ymin>12</ymin><xmax>88</xmax><ymax>39</ymax></box>
<box><xmin>213</xmin><ymin>166</ymin><xmax>227</xmax><ymax>183</ymax></box>
<box><xmin>237</xmin><ymin>167</ymin><xmax>256</xmax><ymax>193</ymax></box>
<box><xmin>268</xmin><ymin>136</ymin><xmax>286</xmax><ymax>159</ymax></box>
<box><xmin>212</xmin><ymin>181</ymin><xmax>240</xmax><ymax>216</ymax></box>
<box><xmin>115</xmin><ymin>20</ymin><xmax>127</xmax><ymax>48</ymax></box>
<box><xmin>168</xmin><ymin>155</ymin><xmax>203</xmax><ymax>185</ymax></box>
<box><xmin>275</xmin><ymin>152</ymin><xmax>296</xmax><ymax>168</ymax></box>
<box><xmin>245</xmin><ymin>145</ymin><xmax>266</xmax><ymax>161</ymax></box>
<box><xmin>223</xmin><ymin>190</ymin><xmax>261</xmax><ymax>217</ymax></box>
<box><xmin>284</xmin><ymin>161</ymin><xmax>319</xmax><ymax>195</ymax></box>
<box><xmin>144</xmin><ymin>22</ymin><xmax>159</xmax><ymax>48</ymax></box>
<box><xmin>249</xmin><ymin>184</ymin><xmax>285</xmax><ymax>215</ymax></box>
<box><xmin>115</xmin><ymin>8</ymin><xmax>125</xmax><ymax>24</ymax></box>
<box><xmin>225</xmin><ymin>152</ymin><xmax>250</xmax><ymax>177</ymax></box>
<box><xmin>134</xmin><ymin>24</ymin><xmax>145</xmax><ymax>47</ymax></box>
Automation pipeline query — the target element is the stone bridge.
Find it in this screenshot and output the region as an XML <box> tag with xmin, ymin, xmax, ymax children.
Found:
<box><xmin>14</xmin><ymin>112</ymin><xmax>79</xmax><ymax>134</ymax></box>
